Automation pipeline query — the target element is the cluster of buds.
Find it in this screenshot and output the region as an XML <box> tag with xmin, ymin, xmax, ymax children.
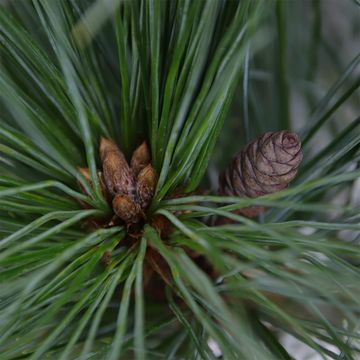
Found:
<box><xmin>78</xmin><ymin>138</ymin><xmax>157</xmax><ymax>226</ymax></box>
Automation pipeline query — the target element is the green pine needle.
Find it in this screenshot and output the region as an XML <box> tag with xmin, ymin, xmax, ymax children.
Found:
<box><xmin>0</xmin><ymin>0</ymin><xmax>359</xmax><ymax>359</ymax></box>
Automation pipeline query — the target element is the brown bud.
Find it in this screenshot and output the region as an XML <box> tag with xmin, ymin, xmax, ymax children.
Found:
<box><xmin>77</xmin><ymin>167</ymin><xmax>112</xmax><ymax>204</ymax></box>
<box><xmin>100</xmin><ymin>137</ymin><xmax>136</xmax><ymax>197</ymax></box>
<box><xmin>130</xmin><ymin>141</ymin><xmax>151</xmax><ymax>176</ymax></box>
<box><xmin>98</xmin><ymin>172</ymin><xmax>114</xmax><ymax>204</ymax></box>
<box><xmin>77</xmin><ymin>166</ymin><xmax>92</xmax><ymax>199</ymax></box>
<box><xmin>136</xmin><ymin>164</ymin><xmax>157</xmax><ymax>208</ymax></box>
<box><xmin>112</xmin><ymin>193</ymin><xmax>142</xmax><ymax>223</ymax></box>
<box><xmin>78</xmin><ymin>166</ymin><xmax>91</xmax><ymax>183</ymax></box>
<box><xmin>219</xmin><ymin>131</ymin><xmax>303</xmax><ymax>217</ymax></box>
<box><xmin>101</xmin><ymin>250</ymin><xmax>112</xmax><ymax>266</ymax></box>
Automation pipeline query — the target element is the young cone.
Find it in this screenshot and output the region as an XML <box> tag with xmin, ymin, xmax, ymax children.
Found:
<box><xmin>219</xmin><ymin>131</ymin><xmax>303</xmax><ymax>217</ymax></box>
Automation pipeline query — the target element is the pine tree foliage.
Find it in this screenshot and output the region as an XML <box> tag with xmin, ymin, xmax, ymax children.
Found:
<box><xmin>0</xmin><ymin>0</ymin><xmax>359</xmax><ymax>359</ymax></box>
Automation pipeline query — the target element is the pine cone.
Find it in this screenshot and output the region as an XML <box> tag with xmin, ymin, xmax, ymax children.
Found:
<box><xmin>219</xmin><ymin>131</ymin><xmax>303</xmax><ymax>217</ymax></box>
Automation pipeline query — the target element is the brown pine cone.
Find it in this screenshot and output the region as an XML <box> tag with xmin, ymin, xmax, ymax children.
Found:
<box><xmin>219</xmin><ymin>131</ymin><xmax>303</xmax><ymax>217</ymax></box>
